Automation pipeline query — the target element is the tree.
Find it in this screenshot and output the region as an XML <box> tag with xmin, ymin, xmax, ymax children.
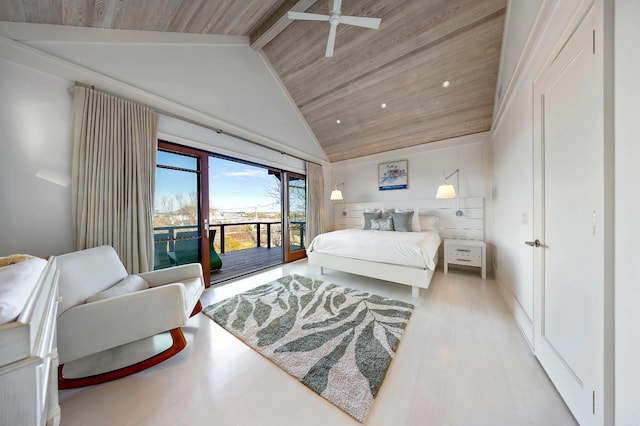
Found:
<box><xmin>263</xmin><ymin>178</ymin><xmax>306</xmax><ymax>221</ymax></box>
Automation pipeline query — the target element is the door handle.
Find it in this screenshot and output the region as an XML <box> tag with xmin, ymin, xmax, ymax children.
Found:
<box><xmin>524</xmin><ymin>239</ymin><xmax>541</xmax><ymax>247</ymax></box>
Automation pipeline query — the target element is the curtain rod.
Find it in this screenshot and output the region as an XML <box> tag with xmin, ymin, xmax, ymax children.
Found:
<box><xmin>74</xmin><ymin>82</ymin><xmax>323</xmax><ymax>168</ymax></box>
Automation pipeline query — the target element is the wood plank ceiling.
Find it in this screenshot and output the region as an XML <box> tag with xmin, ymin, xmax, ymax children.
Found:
<box><xmin>0</xmin><ymin>0</ymin><xmax>506</xmax><ymax>163</ymax></box>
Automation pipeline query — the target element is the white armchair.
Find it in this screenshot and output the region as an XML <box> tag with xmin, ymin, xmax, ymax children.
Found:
<box><xmin>55</xmin><ymin>245</ymin><xmax>204</xmax><ymax>389</ymax></box>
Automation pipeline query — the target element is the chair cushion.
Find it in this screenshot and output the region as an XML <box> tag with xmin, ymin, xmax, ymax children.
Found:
<box><xmin>166</xmin><ymin>277</ymin><xmax>202</xmax><ymax>312</ymax></box>
<box><xmin>86</xmin><ymin>275</ymin><xmax>150</xmax><ymax>303</ymax></box>
<box><xmin>57</xmin><ymin>246</ymin><xmax>128</xmax><ymax>313</ymax></box>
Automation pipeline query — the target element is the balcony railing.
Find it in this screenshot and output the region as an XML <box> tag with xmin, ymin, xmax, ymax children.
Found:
<box><xmin>153</xmin><ymin>221</ymin><xmax>305</xmax><ymax>270</ymax></box>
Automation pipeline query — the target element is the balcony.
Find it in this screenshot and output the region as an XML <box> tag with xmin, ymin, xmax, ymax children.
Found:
<box><xmin>153</xmin><ymin>221</ymin><xmax>305</xmax><ymax>285</ymax></box>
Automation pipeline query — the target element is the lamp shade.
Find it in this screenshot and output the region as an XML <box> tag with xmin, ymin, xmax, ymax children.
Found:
<box><xmin>330</xmin><ymin>189</ymin><xmax>343</xmax><ymax>201</ymax></box>
<box><xmin>436</xmin><ymin>184</ymin><xmax>456</xmax><ymax>199</ymax></box>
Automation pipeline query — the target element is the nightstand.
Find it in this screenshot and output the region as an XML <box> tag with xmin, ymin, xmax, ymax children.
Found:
<box><xmin>444</xmin><ymin>239</ymin><xmax>486</xmax><ymax>279</ymax></box>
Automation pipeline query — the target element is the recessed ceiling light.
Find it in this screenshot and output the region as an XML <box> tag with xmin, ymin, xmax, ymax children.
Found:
<box><xmin>442</xmin><ymin>80</ymin><xmax>451</xmax><ymax>88</ymax></box>
<box><xmin>336</xmin><ymin>119</ymin><xmax>341</xmax><ymax>124</ymax></box>
<box><xmin>381</xmin><ymin>102</ymin><xmax>387</xmax><ymax>109</ymax></box>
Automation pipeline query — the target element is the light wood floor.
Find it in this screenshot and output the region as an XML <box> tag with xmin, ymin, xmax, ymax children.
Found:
<box><xmin>59</xmin><ymin>261</ymin><xmax>577</xmax><ymax>425</ymax></box>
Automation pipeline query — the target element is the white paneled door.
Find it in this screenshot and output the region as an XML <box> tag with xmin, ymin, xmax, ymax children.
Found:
<box><xmin>532</xmin><ymin>6</ymin><xmax>604</xmax><ymax>426</ymax></box>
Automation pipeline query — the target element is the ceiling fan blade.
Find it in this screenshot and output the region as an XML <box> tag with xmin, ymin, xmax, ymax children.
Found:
<box><xmin>287</xmin><ymin>11</ymin><xmax>329</xmax><ymax>22</ymax></box>
<box><xmin>339</xmin><ymin>15</ymin><xmax>381</xmax><ymax>29</ymax></box>
<box><xmin>331</xmin><ymin>0</ymin><xmax>342</xmax><ymax>14</ymax></box>
<box><xmin>325</xmin><ymin>23</ymin><xmax>337</xmax><ymax>57</ymax></box>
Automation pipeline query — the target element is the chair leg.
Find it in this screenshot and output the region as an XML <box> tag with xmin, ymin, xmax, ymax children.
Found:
<box><xmin>190</xmin><ymin>300</ymin><xmax>202</xmax><ymax>317</ymax></box>
<box><xmin>58</xmin><ymin>328</ymin><xmax>187</xmax><ymax>390</ymax></box>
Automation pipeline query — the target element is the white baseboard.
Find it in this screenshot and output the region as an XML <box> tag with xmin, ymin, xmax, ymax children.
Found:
<box><xmin>494</xmin><ymin>263</ymin><xmax>534</xmax><ymax>351</ymax></box>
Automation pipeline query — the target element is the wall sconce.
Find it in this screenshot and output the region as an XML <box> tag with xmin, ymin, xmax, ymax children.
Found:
<box><xmin>435</xmin><ymin>169</ymin><xmax>463</xmax><ymax>217</ymax></box>
<box><xmin>330</xmin><ymin>182</ymin><xmax>346</xmax><ymax>216</ymax></box>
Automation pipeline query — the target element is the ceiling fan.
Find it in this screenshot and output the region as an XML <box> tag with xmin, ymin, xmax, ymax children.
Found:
<box><xmin>287</xmin><ymin>0</ymin><xmax>382</xmax><ymax>57</ymax></box>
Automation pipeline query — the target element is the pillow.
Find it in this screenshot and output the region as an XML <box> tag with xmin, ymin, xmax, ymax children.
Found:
<box><xmin>422</xmin><ymin>215</ymin><xmax>440</xmax><ymax>232</ymax></box>
<box><xmin>0</xmin><ymin>258</ymin><xmax>47</xmax><ymax>324</ymax></box>
<box><xmin>86</xmin><ymin>275</ymin><xmax>150</xmax><ymax>303</ymax></box>
<box><xmin>371</xmin><ymin>217</ymin><xmax>394</xmax><ymax>231</ymax></box>
<box><xmin>395</xmin><ymin>208</ymin><xmax>421</xmax><ymax>232</ymax></box>
<box><xmin>391</xmin><ymin>211</ymin><xmax>414</xmax><ymax>232</ymax></box>
<box><xmin>381</xmin><ymin>208</ymin><xmax>394</xmax><ymax>219</ymax></box>
<box><xmin>363</xmin><ymin>211</ymin><xmax>382</xmax><ymax>230</ymax></box>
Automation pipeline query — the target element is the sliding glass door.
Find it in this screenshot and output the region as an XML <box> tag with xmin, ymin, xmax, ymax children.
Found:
<box><xmin>153</xmin><ymin>141</ymin><xmax>306</xmax><ymax>285</ymax></box>
<box><xmin>153</xmin><ymin>142</ymin><xmax>210</xmax><ymax>284</ymax></box>
<box><xmin>285</xmin><ymin>172</ymin><xmax>307</xmax><ymax>262</ymax></box>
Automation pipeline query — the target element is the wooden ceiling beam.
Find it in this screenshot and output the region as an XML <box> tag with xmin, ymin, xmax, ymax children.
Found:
<box><xmin>250</xmin><ymin>0</ymin><xmax>316</xmax><ymax>50</ymax></box>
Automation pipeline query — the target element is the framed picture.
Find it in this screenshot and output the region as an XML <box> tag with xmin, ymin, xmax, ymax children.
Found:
<box><xmin>378</xmin><ymin>160</ymin><xmax>408</xmax><ymax>191</ymax></box>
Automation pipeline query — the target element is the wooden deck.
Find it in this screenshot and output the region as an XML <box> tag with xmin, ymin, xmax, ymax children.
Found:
<box><xmin>210</xmin><ymin>247</ymin><xmax>283</xmax><ymax>285</ymax></box>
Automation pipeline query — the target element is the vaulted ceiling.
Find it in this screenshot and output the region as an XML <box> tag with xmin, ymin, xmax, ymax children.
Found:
<box><xmin>0</xmin><ymin>0</ymin><xmax>506</xmax><ymax>162</ymax></box>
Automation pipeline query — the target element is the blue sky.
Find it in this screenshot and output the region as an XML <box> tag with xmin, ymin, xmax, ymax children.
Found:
<box><xmin>208</xmin><ymin>157</ymin><xmax>280</xmax><ymax>212</ymax></box>
<box><xmin>154</xmin><ymin>152</ymin><xmax>281</xmax><ymax>213</ymax></box>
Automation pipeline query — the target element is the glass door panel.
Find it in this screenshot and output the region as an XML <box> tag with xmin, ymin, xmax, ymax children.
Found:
<box><xmin>286</xmin><ymin>173</ymin><xmax>306</xmax><ymax>262</ymax></box>
<box><xmin>153</xmin><ymin>148</ymin><xmax>207</xmax><ymax>282</ymax></box>
<box><xmin>208</xmin><ymin>156</ymin><xmax>283</xmax><ymax>284</ymax></box>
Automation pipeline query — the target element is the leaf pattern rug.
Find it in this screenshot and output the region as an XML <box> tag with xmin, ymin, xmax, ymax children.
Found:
<box><xmin>203</xmin><ymin>274</ymin><xmax>414</xmax><ymax>422</ymax></box>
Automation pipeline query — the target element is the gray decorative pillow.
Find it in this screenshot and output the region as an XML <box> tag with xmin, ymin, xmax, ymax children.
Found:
<box><xmin>363</xmin><ymin>211</ymin><xmax>382</xmax><ymax>230</ymax></box>
<box><xmin>371</xmin><ymin>217</ymin><xmax>394</xmax><ymax>231</ymax></box>
<box><xmin>381</xmin><ymin>208</ymin><xmax>394</xmax><ymax>219</ymax></box>
<box><xmin>391</xmin><ymin>211</ymin><xmax>414</xmax><ymax>232</ymax></box>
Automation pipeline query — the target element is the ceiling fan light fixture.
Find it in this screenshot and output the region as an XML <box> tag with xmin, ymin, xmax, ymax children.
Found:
<box><xmin>287</xmin><ymin>0</ymin><xmax>382</xmax><ymax>58</ymax></box>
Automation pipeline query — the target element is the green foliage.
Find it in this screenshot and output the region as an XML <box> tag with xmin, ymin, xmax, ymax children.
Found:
<box><xmin>224</xmin><ymin>238</ymin><xmax>243</xmax><ymax>252</ymax></box>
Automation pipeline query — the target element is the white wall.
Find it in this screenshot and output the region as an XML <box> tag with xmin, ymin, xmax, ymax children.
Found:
<box><xmin>614</xmin><ymin>1</ymin><xmax>640</xmax><ymax>423</ymax></box>
<box><xmin>495</xmin><ymin>0</ymin><xmax>543</xmax><ymax>106</ymax></box>
<box><xmin>0</xmin><ymin>59</ymin><xmax>74</xmax><ymax>256</ymax></box>
<box><xmin>493</xmin><ymin>0</ymin><xmax>622</xmax><ymax>422</ymax></box>
<box><xmin>330</xmin><ymin>132</ymin><xmax>492</xmax><ymax>262</ymax></box>
<box><xmin>0</xmin><ymin>23</ymin><xmax>328</xmax><ymax>164</ymax></box>
<box><xmin>0</xmin><ymin>58</ymin><xmax>324</xmax><ymax>257</ymax></box>
<box><xmin>158</xmin><ymin>115</ymin><xmax>306</xmax><ymax>175</ymax></box>
<box><xmin>491</xmin><ymin>0</ymin><xmax>587</xmax><ymax>344</ymax></box>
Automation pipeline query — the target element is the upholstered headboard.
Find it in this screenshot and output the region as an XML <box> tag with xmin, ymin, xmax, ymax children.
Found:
<box><xmin>333</xmin><ymin>197</ymin><xmax>484</xmax><ymax>241</ymax></box>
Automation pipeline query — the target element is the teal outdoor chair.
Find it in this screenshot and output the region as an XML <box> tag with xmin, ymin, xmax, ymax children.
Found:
<box><xmin>154</xmin><ymin>232</ymin><xmax>172</xmax><ymax>270</ymax></box>
<box><xmin>168</xmin><ymin>231</ymin><xmax>200</xmax><ymax>266</ymax></box>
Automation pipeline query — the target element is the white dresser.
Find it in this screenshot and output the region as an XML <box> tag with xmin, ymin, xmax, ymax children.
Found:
<box><xmin>0</xmin><ymin>257</ymin><xmax>61</xmax><ymax>426</ymax></box>
<box><xmin>444</xmin><ymin>239</ymin><xmax>486</xmax><ymax>279</ymax></box>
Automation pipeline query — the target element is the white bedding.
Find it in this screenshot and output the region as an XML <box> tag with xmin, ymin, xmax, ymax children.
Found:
<box><xmin>307</xmin><ymin>229</ymin><xmax>441</xmax><ymax>270</ymax></box>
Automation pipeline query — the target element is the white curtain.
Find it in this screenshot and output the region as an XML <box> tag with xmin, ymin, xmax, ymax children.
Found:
<box><xmin>71</xmin><ymin>86</ymin><xmax>158</xmax><ymax>273</ymax></box>
<box><xmin>305</xmin><ymin>162</ymin><xmax>325</xmax><ymax>246</ymax></box>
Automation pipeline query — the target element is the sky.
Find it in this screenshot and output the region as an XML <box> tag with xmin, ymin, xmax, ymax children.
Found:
<box><xmin>155</xmin><ymin>151</ymin><xmax>281</xmax><ymax>213</ymax></box>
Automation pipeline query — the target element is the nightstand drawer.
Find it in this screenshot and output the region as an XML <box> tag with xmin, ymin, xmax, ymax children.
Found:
<box><xmin>447</xmin><ymin>245</ymin><xmax>481</xmax><ymax>267</ymax></box>
<box><xmin>447</xmin><ymin>245</ymin><xmax>481</xmax><ymax>258</ymax></box>
<box><xmin>447</xmin><ymin>253</ymin><xmax>481</xmax><ymax>267</ymax></box>
<box><xmin>444</xmin><ymin>239</ymin><xmax>486</xmax><ymax>279</ymax></box>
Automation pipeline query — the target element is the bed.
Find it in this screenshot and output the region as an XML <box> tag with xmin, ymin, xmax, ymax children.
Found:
<box><xmin>307</xmin><ymin>228</ymin><xmax>441</xmax><ymax>297</ymax></box>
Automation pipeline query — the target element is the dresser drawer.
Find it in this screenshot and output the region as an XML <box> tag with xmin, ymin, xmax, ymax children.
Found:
<box><xmin>447</xmin><ymin>245</ymin><xmax>481</xmax><ymax>267</ymax></box>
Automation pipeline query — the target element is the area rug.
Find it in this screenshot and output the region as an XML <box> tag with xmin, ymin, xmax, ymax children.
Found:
<box><xmin>203</xmin><ymin>274</ymin><xmax>414</xmax><ymax>422</ymax></box>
